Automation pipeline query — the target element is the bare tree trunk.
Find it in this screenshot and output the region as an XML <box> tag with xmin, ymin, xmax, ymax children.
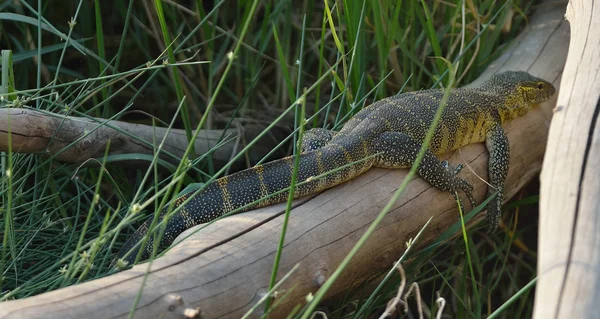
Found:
<box><xmin>533</xmin><ymin>0</ymin><xmax>600</xmax><ymax>317</ymax></box>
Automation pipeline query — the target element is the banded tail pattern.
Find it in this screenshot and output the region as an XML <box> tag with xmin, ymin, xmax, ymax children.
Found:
<box><xmin>116</xmin><ymin>135</ymin><xmax>372</xmax><ymax>265</ymax></box>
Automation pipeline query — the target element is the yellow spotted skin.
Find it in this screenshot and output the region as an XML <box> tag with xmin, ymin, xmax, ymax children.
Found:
<box><xmin>116</xmin><ymin>71</ymin><xmax>555</xmax><ymax>265</ymax></box>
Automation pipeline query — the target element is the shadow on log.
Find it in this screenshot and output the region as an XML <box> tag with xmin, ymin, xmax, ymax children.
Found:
<box><xmin>0</xmin><ymin>0</ymin><xmax>568</xmax><ymax>318</ymax></box>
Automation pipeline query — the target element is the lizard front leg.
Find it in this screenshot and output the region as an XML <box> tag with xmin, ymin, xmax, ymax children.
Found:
<box><xmin>485</xmin><ymin>124</ymin><xmax>509</xmax><ymax>232</ymax></box>
<box><xmin>372</xmin><ymin>132</ymin><xmax>476</xmax><ymax>209</ymax></box>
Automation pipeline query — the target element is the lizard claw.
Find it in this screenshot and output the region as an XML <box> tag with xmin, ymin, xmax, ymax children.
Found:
<box><xmin>454</xmin><ymin>163</ymin><xmax>464</xmax><ymax>175</ymax></box>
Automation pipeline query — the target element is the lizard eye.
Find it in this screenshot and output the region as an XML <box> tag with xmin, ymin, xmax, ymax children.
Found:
<box><xmin>536</xmin><ymin>83</ymin><xmax>545</xmax><ymax>89</ymax></box>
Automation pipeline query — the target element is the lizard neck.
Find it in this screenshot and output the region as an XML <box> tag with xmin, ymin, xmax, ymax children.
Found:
<box><xmin>496</xmin><ymin>91</ymin><xmax>536</xmax><ymax>123</ymax></box>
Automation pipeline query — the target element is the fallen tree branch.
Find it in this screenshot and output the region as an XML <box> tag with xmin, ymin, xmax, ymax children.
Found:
<box><xmin>0</xmin><ymin>1</ymin><xmax>568</xmax><ymax>318</ymax></box>
<box><xmin>0</xmin><ymin>108</ymin><xmax>284</xmax><ymax>166</ymax></box>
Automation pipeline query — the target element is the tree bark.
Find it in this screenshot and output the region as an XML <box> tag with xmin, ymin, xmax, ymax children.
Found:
<box><xmin>533</xmin><ymin>0</ymin><xmax>600</xmax><ymax>317</ymax></box>
<box><xmin>0</xmin><ymin>108</ymin><xmax>285</xmax><ymax>167</ymax></box>
<box><xmin>0</xmin><ymin>1</ymin><xmax>569</xmax><ymax>318</ymax></box>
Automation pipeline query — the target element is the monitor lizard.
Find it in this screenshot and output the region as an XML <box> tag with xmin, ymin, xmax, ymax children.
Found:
<box><xmin>115</xmin><ymin>71</ymin><xmax>556</xmax><ymax>266</ymax></box>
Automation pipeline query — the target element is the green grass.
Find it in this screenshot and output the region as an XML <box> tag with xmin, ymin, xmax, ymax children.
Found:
<box><xmin>0</xmin><ymin>0</ymin><xmax>539</xmax><ymax>317</ymax></box>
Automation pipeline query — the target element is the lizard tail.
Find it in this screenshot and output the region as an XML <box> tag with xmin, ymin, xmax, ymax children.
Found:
<box><xmin>115</xmin><ymin>135</ymin><xmax>373</xmax><ymax>266</ymax></box>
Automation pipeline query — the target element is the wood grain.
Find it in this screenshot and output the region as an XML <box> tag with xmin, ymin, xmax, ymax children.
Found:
<box><xmin>533</xmin><ymin>0</ymin><xmax>600</xmax><ymax>317</ymax></box>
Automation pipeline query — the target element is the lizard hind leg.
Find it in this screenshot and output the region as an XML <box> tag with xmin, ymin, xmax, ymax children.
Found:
<box><xmin>372</xmin><ymin>131</ymin><xmax>476</xmax><ymax>209</ymax></box>
<box><xmin>301</xmin><ymin>128</ymin><xmax>336</xmax><ymax>152</ymax></box>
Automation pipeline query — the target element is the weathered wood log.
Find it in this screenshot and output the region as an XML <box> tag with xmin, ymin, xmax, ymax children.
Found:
<box><xmin>0</xmin><ymin>108</ymin><xmax>283</xmax><ymax>166</ymax></box>
<box><xmin>0</xmin><ymin>1</ymin><xmax>568</xmax><ymax>318</ymax></box>
<box><xmin>533</xmin><ymin>0</ymin><xmax>600</xmax><ymax>317</ymax></box>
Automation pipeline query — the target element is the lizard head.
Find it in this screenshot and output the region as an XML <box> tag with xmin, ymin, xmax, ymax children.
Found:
<box><xmin>481</xmin><ymin>71</ymin><xmax>556</xmax><ymax>120</ymax></box>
